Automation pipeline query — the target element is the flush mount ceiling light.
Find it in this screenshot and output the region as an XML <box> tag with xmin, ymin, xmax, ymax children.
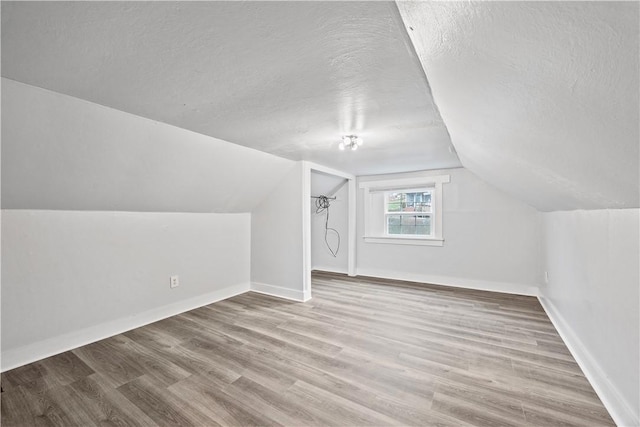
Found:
<box><xmin>339</xmin><ymin>135</ymin><xmax>363</xmax><ymax>151</ymax></box>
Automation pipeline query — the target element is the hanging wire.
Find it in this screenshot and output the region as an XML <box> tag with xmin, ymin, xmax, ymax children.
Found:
<box><xmin>313</xmin><ymin>195</ymin><xmax>340</xmax><ymax>257</ymax></box>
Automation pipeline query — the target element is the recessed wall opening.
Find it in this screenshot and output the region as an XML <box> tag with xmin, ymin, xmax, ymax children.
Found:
<box><xmin>302</xmin><ymin>163</ymin><xmax>356</xmax><ymax>299</ymax></box>
<box><xmin>310</xmin><ymin>171</ymin><xmax>348</xmax><ymax>273</ymax></box>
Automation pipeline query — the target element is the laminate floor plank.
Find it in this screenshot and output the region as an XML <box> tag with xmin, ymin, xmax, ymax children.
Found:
<box><xmin>67</xmin><ymin>373</ymin><xmax>159</xmax><ymax>427</ymax></box>
<box><xmin>283</xmin><ymin>380</ymin><xmax>400</xmax><ymax>427</ymax></box>
<box><xmin>72</xmin><ymin>340</ymin><xmax>145</xmax><ymax>389</ymax></box>
<box><xmin>224</xmin><ymin>376</ymin><xmax>324</xmax><ymax>426</ymax></box>
<box><xmin>102</xmin><ymin>334</ymin><xmax>193</xmax><ymax>388</ymax></box>
<box><xmin>2</xmin><ymin>352</ymin><xmax>95</xmax><ymax>393</ymax></box>
<box><xmin>2</xmin><ymin>272</ymin><xmax>615</xmax><ymax>426</ymax></box>
<box><xmin>431</xmin><ymin>391</ymin><xmax>524</xmax><ymax>427</ymax></box>
<box><xmin>117</xmin><ymin>375</ymin><xmax>218</xmax><ymax>427</ymax></box>
<box><xmin>168</xmin><ymin>374</ymin><xmax>281</xmax><ymax>427</ymax></box>
<box><xmin>0</xmin><ymin>386</ymin><xmax>53</xmax><ymax>427</ymax></box>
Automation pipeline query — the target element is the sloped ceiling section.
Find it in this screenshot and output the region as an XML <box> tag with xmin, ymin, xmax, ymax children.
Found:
<box><xmin>2</xmin><ymin>79</ymin><xmax>294</xmax><ymax>213</ymax></box>
<box><xmin>398</xmin><ymin>1</ymin><xmax>639</xmax><ymax>211</ymax></box>
<box><xmin>311</xmin><ymin>171</ymin><xmax>347</xmax><ymax>198</ymax></box>
<box><xmin>1</xmin><ymin>1</ymin><xmax>460</xmax><ymax>176</ymax></box>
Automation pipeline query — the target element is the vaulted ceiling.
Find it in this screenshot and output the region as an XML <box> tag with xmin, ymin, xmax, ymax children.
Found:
<box><xmin>398</xmin><ymin>1</ymin><xmax>639</xmax><ymax>211</ymax></box>
<box><xmin>1</xmin><ymin>1</ymin><xmax>460</xmax><ymax>177</ymax></box>
<box><xmin>2</xmin><ymin>1</ymin><xmax>638</xmax><ymax>212</ymax></box>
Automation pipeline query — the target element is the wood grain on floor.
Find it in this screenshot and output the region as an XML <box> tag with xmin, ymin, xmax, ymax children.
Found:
<box><xmin>1</xmin><ymin>272</ymin><xmax>615</xmax><ymax>426</ymax></box>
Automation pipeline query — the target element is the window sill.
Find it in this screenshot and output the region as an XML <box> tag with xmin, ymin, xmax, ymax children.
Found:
<box><xmin>363</xmin><ymin>236</ymin><xmax>444</xmax><ymax>246</ymax></box>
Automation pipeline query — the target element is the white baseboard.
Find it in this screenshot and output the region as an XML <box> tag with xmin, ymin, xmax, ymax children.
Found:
<box><xmin>251</xmin><ymin>282</ymin><xmax>311</xmax><ymax>302</ymax></box>
<box><xmin>355</xmin><ymin>268</ymin><xmax>539</xmax><ymax>296</ymax></box>
<box><xmin>1</xmin><ymin>282</ymin><xmax>250</xmax><ymax>372</ymax></box>
<box><xmin>539</xmin><ymin>296</ymin><xmax>638</xmax><ymax>427</ymax></box>
<box><xmin>311</xmin><ymin>265</ymin><xmax>348</xmax><ymax>275</ymax></box>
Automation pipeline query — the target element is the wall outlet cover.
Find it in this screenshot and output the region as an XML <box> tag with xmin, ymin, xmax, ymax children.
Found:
<box><xmin>170</xmin><ymin>275</ymin><xmax>179</xmax><ymax>288</ymax></box>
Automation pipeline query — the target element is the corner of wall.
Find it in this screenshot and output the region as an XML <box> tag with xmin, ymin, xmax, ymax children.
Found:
<box><xmin>250</xmin><ymin>161</ymin><xmax>305</xmax><ymax>294</ymax></box>
<box><xmin>250</xmin><ymin>282</ymin><xmax>309</xmax><ymax>302</ymax></box>
<box><xmin>538</xmin><ymin>209</ymin><xmax>640</xmax><ymax>427</ymax></box>
<box><xmin>538</xmin><ymin>295</ymin><xmax>639</xmax><ymax>427</ymax></box>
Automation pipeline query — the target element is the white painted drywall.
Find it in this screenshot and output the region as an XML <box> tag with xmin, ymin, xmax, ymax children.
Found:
<box><xmin>1</xmin><ymin>78</ymin><xmax>293</xmax><ymax>212</ymax></box>
<box><xmin>540</xmin><ymin>209</ymin><xmax>639</xmax><ymax>426</ymax></box>
<box><xmin>2</xmin><ymin>2</ymin><xmax>460</xmax><ymax>176</ymax></box>
<box><xmin>1</xmin><ymin>210</ymin><xmax>251</xmax><ymax>370</ymax></box>
<box><xmin>357</xmin><ymin>168</ymin><xmax>541</xmax><ymax>295</ymax></box>
<box><xmin>251</xmin><ymin>162</ymin><xmax>308</xmax><ymax>301</ymax></box>
<box><xmin>311</xmin><ymin>181</ymin><xmax>348</xmax><ymax>274</ymax></box>
<box><xmin>399</xmin><ymin>2</ymin><xmax>639</xmax><ymax>211</ymax></box>
<box><xmin>310</xmin><ymin>172</ymin><xmax>346</xmax><ymax>201</ymax></box>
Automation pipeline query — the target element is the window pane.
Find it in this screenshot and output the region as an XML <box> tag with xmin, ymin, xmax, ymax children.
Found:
<box><xmin>408</xmin><ymin>192</ymin><xmax>431</xmax><ymax>212</ymax></box>
<box><xmin>420</xmin><ymin>216</ymin><xmax>432</xmax><ymax>235</ymax></box>
<box><xmin>401</xmin><ymin>225</ymin><xmax>417</xmax><ymax>234</ymax></box>
<box><xmin>401</xmin><ymin>215</ymin><xmax>416</xmax><ymax>226</ymax></box>
<box><xmin>415</xmin><ymin>225</ymin><xmax>429</xmax><ymax>235</ymax></box>
<box><xmin>387</xmin><ymin>193</ymin><xmax>404</xmax><ymax>212</ymax></box>
<box><xmin>386</xmin><ymin>191</ymin><xmax>432</xmax><ymax>213</ymax></box>
<box><xmin>387</xmin><ymin>215</ymin><xmax>402</xmax><ymax>234</ymax></box>
<box><xmin>415</xmin><ymin>216</ymin><xmax>429</xmax><ymax>226</ymax></box>
<box><xmin>387</xmin><ymin>214</ymin><xmax>431</xmax><ymax>236</ymax></box>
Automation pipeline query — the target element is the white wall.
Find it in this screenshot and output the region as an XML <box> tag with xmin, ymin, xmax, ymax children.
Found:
<box><xmin>1</xmin><ymin>78</ymin><xmax>293</xmax><ymax>212</ymax></box>
<box><xmin>357</xmin><ymin>168</ymin><xmax>541</xmax><ymax>295</ymax></box>
<box><xmin>311</xmin><ymin>182</ymin><xmax>348</xmax><ymax>274</ymax></box>
<box><xmin>540</xmin><ymin>209</ymin><xmax>639</xmax><ymax>427</ymax></box>
<box><xmin>0</xmin><ymin>78</ymin><xmax>296</xmax><ymax>371</ymax></box>
<box><xmin>1</xmin><ymin>210</ymin><xmax>251</xmax><ymax>371</ymax></box>
<box><xmin>251</xmin><ymin>162</ymin><xmax>308</xmax><ymax>301</ymax></box>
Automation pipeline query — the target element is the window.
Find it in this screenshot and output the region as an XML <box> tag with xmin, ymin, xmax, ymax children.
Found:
<box><xmin>385</xmin><ymin>189</ymin><xmax>433</xmax><ymax>236</ymax></box>
<box><xmin>359</xmin><ymin>175</ymin><xmax>449</xmax><ymax>246</ymax></box>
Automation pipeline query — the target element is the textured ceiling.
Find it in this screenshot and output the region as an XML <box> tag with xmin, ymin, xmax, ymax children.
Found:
<box><xmin>1</xmin><ymin>1</ymin><xmax>460</xmax><ymax>176</ymax></box>
<box><xmin>398</xmin><ymin>1</ymin><xmax>639</xmax><ymax>211</ymax></box>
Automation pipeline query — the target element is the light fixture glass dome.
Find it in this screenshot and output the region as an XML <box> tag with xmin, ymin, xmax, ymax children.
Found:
<box><xmin>340</xmin><ymin>135</ymin><xmax>363</xmax><ymax>151</ymax></box>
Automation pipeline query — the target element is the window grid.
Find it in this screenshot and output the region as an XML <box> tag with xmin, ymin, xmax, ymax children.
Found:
<box><xmin>384</xmin><ymin>190</ymin><xmax>433</xmax><ymax>237</ymax></box>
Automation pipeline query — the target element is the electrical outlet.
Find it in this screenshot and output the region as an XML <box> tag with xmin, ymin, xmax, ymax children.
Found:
<box><xmin>170</xmin><ymin>275</ymin><xmax>179</xmax><ymax>288</ymax></box>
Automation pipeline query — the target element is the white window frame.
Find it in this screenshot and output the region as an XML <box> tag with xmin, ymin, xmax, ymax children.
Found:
<box><xmin>359</xmin><ymin>174</ymin><xmax>450</xmax><ymax>246</ymax></box>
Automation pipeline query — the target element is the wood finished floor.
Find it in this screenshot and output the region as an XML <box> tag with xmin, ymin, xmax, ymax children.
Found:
<box><xmin>2</xmin><ymin>272</ymin><xmax>614</xmax><ymax>426</ymax></box>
